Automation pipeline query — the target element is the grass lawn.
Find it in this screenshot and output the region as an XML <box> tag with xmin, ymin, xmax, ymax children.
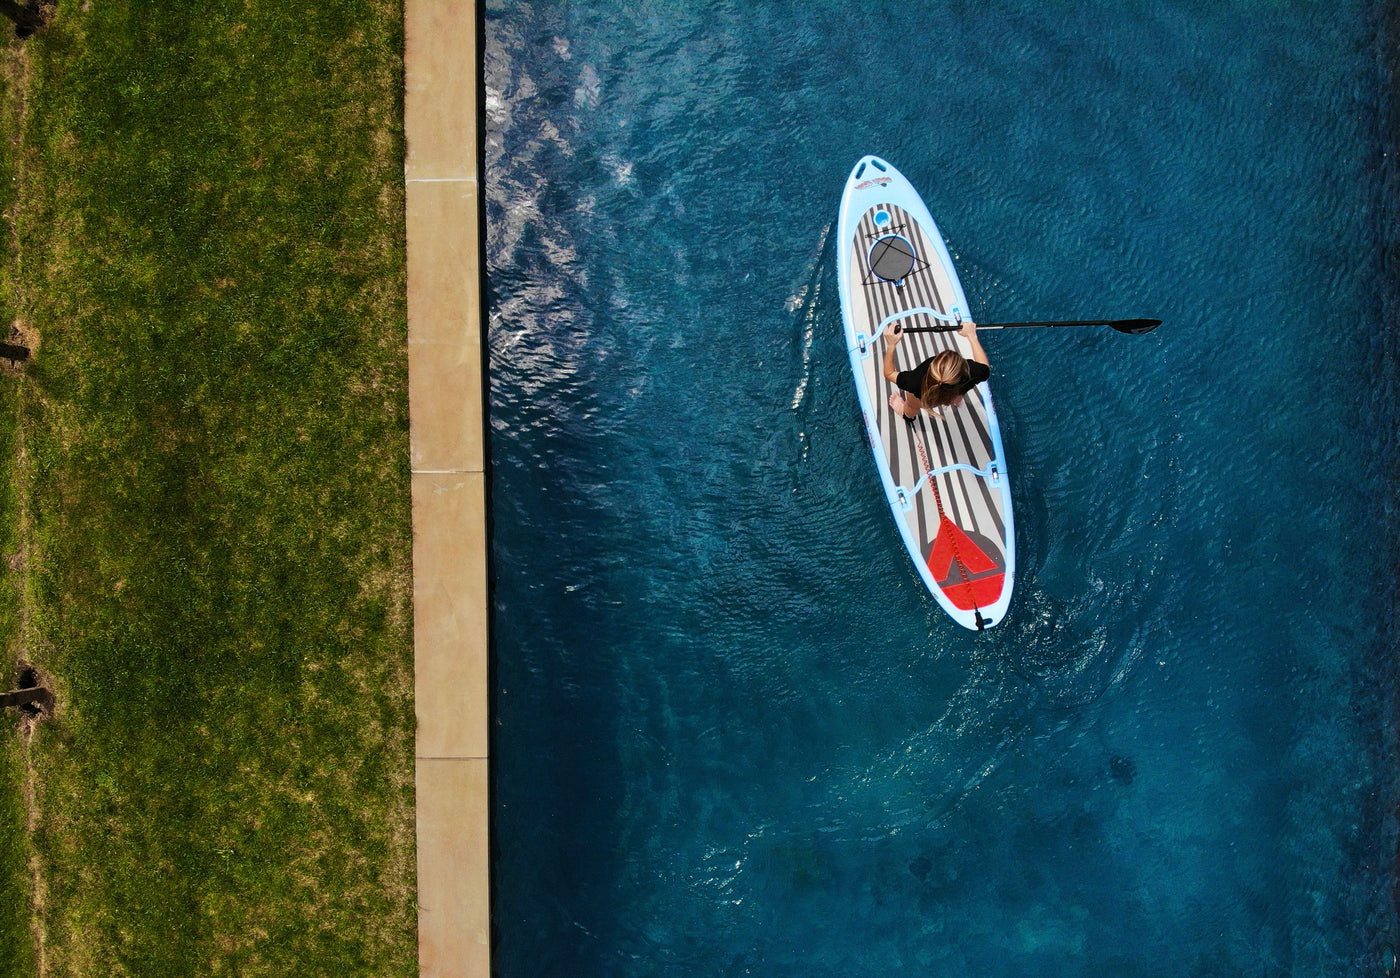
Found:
<box><xmin>0</xmin><ymin>364</ymin><xmax>31</xmax><ymax>978</ymax></box>
<box><xmin>0</xmin><ymin>40</ymin><xmax>35</xmax><ymax>978</ymax></box>
<box><xmin>2</xmin><ymin>2</ymin><xmax>416</xmax><ymax>974</ymax></box>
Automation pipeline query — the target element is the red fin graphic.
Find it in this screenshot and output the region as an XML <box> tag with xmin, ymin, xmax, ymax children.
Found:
<box><xmin>927</xmin><ymin>517</ymin><xmax>1006</xmax><ymax>611</ymax></box>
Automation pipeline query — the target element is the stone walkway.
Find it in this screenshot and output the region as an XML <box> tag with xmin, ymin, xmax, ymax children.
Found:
<box><xmin>404</xmin><ymin>2</ymin><xmax>490</xmax><ymax>976</ymax></box>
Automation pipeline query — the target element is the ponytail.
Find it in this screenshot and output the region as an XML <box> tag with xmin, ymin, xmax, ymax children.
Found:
<box><xmin>920</xmin><ymin>349</ymin><xmax>971</xmax><ymax>408</ymax></box>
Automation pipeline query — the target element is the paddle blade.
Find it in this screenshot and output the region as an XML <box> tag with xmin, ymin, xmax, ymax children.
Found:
<box><xmin>1111</xmin><ymin>318</ymin><xmax>1162</xmax><ymax>334</ymax></box>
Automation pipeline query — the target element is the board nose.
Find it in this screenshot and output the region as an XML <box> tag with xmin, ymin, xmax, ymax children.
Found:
<box><xmin>850</xmin><ymin>154</ymin><xmax>889</xmax><ymax>183</ymax></box>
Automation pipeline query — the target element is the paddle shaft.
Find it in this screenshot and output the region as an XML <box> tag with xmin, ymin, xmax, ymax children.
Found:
<box><xmin>895</xmin><ymin>318</ymin><xmax>1161</xmax><ymax>335</ymax></box>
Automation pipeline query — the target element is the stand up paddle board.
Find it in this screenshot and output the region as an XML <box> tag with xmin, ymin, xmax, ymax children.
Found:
<box><xmin>836</xmin><ymin>156</ymin><xmax>1014</xmax><ymax>630</ymax></box>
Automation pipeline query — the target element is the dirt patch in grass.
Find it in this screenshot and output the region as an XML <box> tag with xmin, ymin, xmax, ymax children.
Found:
<box><xmin>10</xmin><ymin>661</ymin><xmax>53</xmax><ymax>728</ymax></box>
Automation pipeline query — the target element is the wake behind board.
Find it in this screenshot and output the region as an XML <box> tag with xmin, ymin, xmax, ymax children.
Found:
<box><xmin>836</xmin><ymin>156</ymin><xmax>1014</xmax><ymax>630</ymax></box>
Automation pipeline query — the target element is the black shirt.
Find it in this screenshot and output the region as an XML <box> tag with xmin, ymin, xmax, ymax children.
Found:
<box><xmin>896</xmin><ymin>357</ymin><xmax>990</xmax><ymax>399</ymax></box>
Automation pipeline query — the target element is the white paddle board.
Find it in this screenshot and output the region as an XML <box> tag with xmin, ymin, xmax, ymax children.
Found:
<box><xmin>836</xmin><ymin>155</ymin><xmax>1014</xmax><ymax>630</ymax></box>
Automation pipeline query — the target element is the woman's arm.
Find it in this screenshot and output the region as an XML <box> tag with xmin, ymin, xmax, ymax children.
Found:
<box><xmin>882</xmin><ymin>326</ymin><xmax>903</xmax><ymax>383</ymax></box>
<box><xmin>959</xmin><ymin>320</ymin><xmax>988</xmax><ymax>366</ymax></box>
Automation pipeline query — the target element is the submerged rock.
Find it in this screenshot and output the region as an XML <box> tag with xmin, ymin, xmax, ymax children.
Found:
<box><xmin>1109</xmin><ymin>755</ymin><xmax>1136</xmax><ymax>786</ymax></box>
<box><xmin>908</xmin><ymin>855</ymin><xmax>932</xmax><ymax>882</ymax></box>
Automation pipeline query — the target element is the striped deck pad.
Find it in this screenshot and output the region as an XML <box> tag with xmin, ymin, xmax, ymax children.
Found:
<box><xmin>846</xmin><ymin>204</ymin><xmax>1008</xmax><ymax>606</ymax></box>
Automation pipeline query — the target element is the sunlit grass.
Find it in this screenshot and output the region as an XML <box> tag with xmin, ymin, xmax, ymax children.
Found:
<box><xmin>0</xmin><ymin>39</ymin><xmax>34</xmax><ymax>978</ymax></box>
<box><xmin>3</xmin><ymin>2</ymin><xmax>415</xmax><ymax>974</ymax></box>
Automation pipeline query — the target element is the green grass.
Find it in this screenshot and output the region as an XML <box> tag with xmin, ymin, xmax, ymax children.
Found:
<box><xmin>0</xmin><ymin>736</ymin><xmax>31</xmax><ymax>978</ymax></box>
<box><xmin>0</xmin><ymin>393</ymin><xmax>32</xmax><ymax>978</ymax></box>
<box><xmin>4</xmin><ymin>3</ymin><xmax>416</xmax><ymax>974</ymax></box>
<box><xmin>0</xmin><ymin>37</ymin><xmax>35</xmax><ymax>978</ymax></box>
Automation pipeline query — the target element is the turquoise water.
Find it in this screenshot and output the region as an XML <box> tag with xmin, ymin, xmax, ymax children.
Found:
<box><xmin>484</xmin><ymin>2</ymin><xmax>1398</xmax><ymax>975</ymax></box>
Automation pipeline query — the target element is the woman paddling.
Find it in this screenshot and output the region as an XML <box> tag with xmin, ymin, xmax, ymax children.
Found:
<box><xmin>883</xmin><ymin>319</ymin><xmax>989</xmax><ymax>420</ymax></box>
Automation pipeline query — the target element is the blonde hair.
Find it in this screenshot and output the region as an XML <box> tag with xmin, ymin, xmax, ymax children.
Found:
<box><xmin>920</xmin><ymin>349</ymin><xmax>971</xmax><ymax>408</ymax></box>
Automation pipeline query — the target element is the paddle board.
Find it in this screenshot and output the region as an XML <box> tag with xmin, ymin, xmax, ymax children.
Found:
<box><xmin>836</xmin><ymin>155</ymin><xmax>1014</xmax><ymax>630</ymax></box>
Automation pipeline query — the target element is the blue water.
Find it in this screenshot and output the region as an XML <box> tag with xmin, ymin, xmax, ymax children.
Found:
<box><xmin>483</xmin><ymin>3</ymin><xmax>1399</xmax><ymax>975</ymax></box>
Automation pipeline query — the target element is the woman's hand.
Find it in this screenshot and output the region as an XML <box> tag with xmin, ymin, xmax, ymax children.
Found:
<box><xmin>958</xmin><ymin>319</ymin><xmax>978</xmax><ymax>340</ymax></box>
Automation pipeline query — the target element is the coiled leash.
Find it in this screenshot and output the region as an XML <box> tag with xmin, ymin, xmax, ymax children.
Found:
<box><xmin>911</xmin><ymin>419</ymin><xmax>989</xmax><ymax>631</ymax></box>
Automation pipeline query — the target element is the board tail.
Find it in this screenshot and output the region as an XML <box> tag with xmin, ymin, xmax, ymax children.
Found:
<box><xmin>927</xmin><ymin>517</ymin><xmax>1006</xmax><ymax>612</ymax></box>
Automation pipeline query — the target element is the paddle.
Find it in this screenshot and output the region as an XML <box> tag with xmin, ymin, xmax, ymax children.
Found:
<box><xmin>895</xmin><ymin>318</ymin><xmax>1161</xmax><ymax>335</ymax></box>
